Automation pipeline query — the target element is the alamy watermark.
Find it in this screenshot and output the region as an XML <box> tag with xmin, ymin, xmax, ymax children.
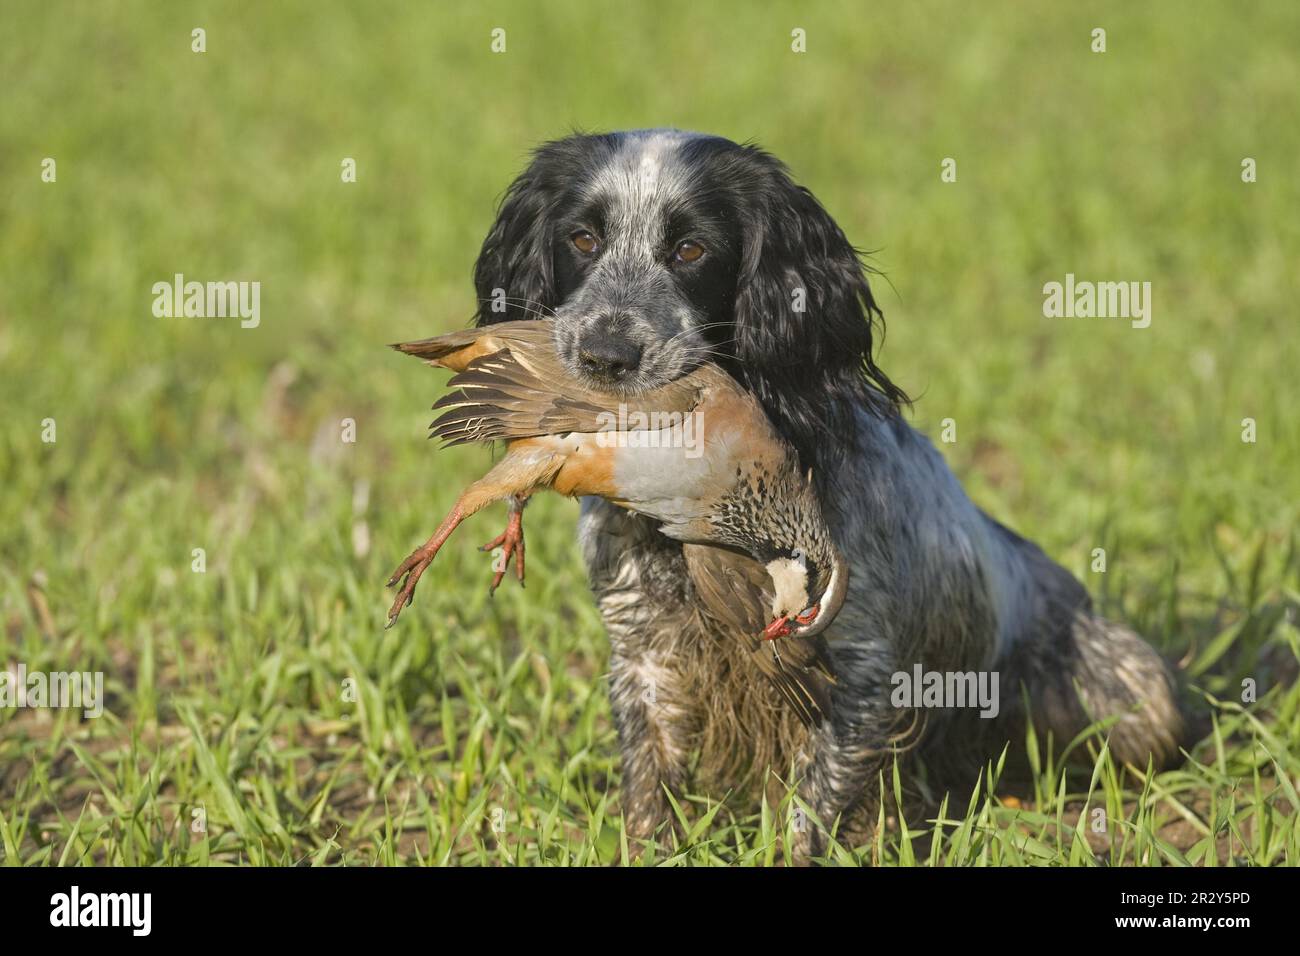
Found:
<box><xmin>49</xmin><ymin>886</ymin><xmax>150</xmax><ymax>936</ymax></box>
<box><xmin>151</xmin><ymin>273</ymin><xmax>260</xmax><ymax>328</ymax></box>
<box><xmin>1043</xmin><ymin>273</ymin><xmax>1151</xmax><ymax>329</ymax></box>
<box><xmin>594</xmin><ymin>403</ymin><xmax>704</xmax><ymax>459</ymax></box>
<box><xmin>890</xmin><ymin>664</ymin><xmax>1000</xmax><ymax>718</ymax></box>
<box><xmin>1</xmin><ymin>663</ymin><xmax>104</xmax><ymax>718</ymax></box>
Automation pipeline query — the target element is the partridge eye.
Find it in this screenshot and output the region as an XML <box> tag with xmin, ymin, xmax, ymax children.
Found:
<box><xmin>571</xmin><ymin>230</ymin><xmax>600</xmax><ymax>255</ymax></box>
<box><xmin>673</xmin><ymin>240</ymin><xmax>705</xmax><ymax>264</ymax></box>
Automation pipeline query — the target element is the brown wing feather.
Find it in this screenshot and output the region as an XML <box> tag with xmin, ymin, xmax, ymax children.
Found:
<box><xmin>428</xmin><ymin>345</ymin><xmax>705</xmax><ymax>445</ymax></box>
<box><xmin>429</xmin><ymin>350</ymin><xmax>615</xmax><ymax>444</ymax></box>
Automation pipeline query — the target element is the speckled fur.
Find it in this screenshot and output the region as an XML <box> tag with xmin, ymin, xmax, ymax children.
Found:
<box><xmin>582</xmin><ymin>411</ymin><xmax>1185</xmax><ymax>861</ymax></box>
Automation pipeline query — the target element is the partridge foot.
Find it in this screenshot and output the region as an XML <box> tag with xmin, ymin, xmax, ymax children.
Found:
<box><xmin>479</xmin><ymin>495</ymin><xmax>528</xmax><ymax>596</ymax></box>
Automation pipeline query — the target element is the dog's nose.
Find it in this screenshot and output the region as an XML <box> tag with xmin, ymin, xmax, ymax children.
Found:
<box><xmin>577</xmin><ymin>329</ymin><xmax>643</xmax><ymax>380</ymax></box>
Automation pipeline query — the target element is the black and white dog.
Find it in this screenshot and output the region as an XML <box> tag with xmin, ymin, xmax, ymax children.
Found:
<box><xmin>470</xmin><ymin>128</ymin><xmax>1184</xmax><ymax>858</ymax></box>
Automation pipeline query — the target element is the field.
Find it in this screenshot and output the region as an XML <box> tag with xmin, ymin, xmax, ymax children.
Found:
<box><xmin>1</xmin><ymin>0</ymin><xmax>1297</xmax><ymax>865</ymax></box>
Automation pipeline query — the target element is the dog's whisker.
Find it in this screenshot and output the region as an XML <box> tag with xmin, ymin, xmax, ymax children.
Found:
<box><xmin>475</xmin><ymin>296</ymin><xmax>558</xmax><ymax>319</ymax></box>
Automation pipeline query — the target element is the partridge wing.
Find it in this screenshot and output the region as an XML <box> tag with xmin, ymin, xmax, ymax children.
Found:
<box><xmin>431</xmin><ymin>352</ymin><xmax>704</xmax><ymax>447</ymax></box>
<box><xmin>429</xmin><ymin>349</ymin><xmax>612</xmax><ymax>446</ymax></box>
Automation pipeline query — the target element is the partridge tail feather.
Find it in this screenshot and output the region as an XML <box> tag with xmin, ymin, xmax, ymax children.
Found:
<box><xmin>391</xmin><ymin>327</ymin><xmax>491</xmax><ymax>369</ymax></box>
<box><xmin>390</xmin><ymin>320</ymin><xmax>555</xmax><ymax>373</ymax></box>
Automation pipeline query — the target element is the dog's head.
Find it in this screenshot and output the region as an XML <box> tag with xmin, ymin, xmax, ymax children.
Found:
<box><xmin>472</xmin><ymin>129</ymin><xmax>906</xmax><ymax>465</ymax></box>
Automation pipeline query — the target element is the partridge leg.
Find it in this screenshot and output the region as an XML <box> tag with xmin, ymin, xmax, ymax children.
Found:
<box><xmin>479</xmin><ymin>494</ymin><xmax>529</xmax><ymax>595</ymax></box>
<box><xmin>385</xmin><ymin>447</ymin><xmax>563</xmax><ymax>628</ymax></box>
<box><xmin>385</xmin><ymin>505</ymin><xmax>466</xmax><ymax>628</ymax></box>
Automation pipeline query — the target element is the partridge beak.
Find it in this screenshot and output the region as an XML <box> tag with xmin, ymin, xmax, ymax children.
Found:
<box><xmin>762</xmin><ymin>616</ymin><xmax>792</xmax><ymax>641</ymax></box>
<box><xmin>794</xmin><ymin>604</ymin><xmax>820</xmax><ymax>626</ymax></box>
<box><xmin>762</xmin><ymin>603</ymin><xmax>822</xmax><ymax>640</ymax></box>
<box><xmin>763</xmin><ymin>603</ymin><xmax>818</xmax><ymax>638</ymax></box>
<box><xmin>784</xmin><ymin>552</ymin><xmax>850</xmax><ymax>640</ymax></box>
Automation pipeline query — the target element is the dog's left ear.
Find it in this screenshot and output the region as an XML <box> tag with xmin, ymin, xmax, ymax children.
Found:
<box><xmin>728</xmin><ymin>152</ymin><xmax>907</xmax><ymax>462</ymax></box>
<box><xmin>471</xmin><ymin>158</ymin><xmax>559</xmax><ymax>326</ymax></box>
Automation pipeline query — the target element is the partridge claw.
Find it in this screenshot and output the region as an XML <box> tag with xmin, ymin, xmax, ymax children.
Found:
<box><xmin>479</xmin><ymin>500</ymin><xmax>527</xmax><ymax>596</ymax></box>
<box><xmin>385</xmin><ymin>546</ymin><xmax>435</xmax><ymax>628</ymax></box>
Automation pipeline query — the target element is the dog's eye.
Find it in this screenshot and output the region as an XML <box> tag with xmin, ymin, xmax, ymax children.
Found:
<box><xmin>571</xmin><ymin>231</ymin><xmax>600</xmax><ymax>255</ymax></box>
<box><xmin>673</xmin><ymin>240</ymin><xmax>705</xmax><ymax>264</ymax></box>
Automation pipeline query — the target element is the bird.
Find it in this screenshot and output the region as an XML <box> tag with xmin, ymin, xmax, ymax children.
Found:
<box><xmin>385</xmin><ymin>320</ymin><xmax>845</xmax><ymax>725</ymax></box>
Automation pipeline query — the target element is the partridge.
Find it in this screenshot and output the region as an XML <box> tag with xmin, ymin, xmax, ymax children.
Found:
<box><xmin>386</xmin><ymin>321</ymin><xmax>845</xmax><ymax>724</ymax></box>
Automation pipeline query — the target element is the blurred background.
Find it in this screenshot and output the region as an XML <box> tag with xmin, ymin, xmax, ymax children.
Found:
<box><xmin>1</xmin><ymin>1</ymin><xmax>1296</xmax><ymax>864</ymax></box>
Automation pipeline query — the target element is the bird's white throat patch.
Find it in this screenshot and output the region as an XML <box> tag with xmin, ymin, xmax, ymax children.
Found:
<box><xmin>765</xmin><ymin>557</ymin><xmax>810</xmax><ymax>618</ymax></box>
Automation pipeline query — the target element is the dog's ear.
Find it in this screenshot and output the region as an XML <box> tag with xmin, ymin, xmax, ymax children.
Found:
<box><xmin>472</xmin><ymin>160</ymin><xmax>558</xmax><ymax>327</ymax></box>
<box><xmin>730</xmin><ymin>152</ymin><xmax>907</xmax><ymax>460</ymax></box>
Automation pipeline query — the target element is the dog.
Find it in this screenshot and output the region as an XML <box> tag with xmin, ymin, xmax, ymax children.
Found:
<box><xmin>468</xmin><ymin>128</ymin><xmax>1185</xmax><ymax>860</ymax></box>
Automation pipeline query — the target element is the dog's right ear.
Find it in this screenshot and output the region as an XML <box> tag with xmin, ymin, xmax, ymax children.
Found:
<box><xmin>472</xmin><ymin>158</ymin><xmax>559</xmax><ymax>327</ymax></box>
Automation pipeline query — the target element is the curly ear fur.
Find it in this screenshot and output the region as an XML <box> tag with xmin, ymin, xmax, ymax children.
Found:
<box><xmin>472</xmin><ymin>164</ymin><xmax>558</xmax><ymax>326</ymax></box>
<box><xmin>473</xmin><ymin>134</ymin><xmax>620</xmax><ymax>327</ymax></box>
<box><xmin>726</xmin><ymin>147</ymin><xmax>908</xmax><ymax>469</ymax></box>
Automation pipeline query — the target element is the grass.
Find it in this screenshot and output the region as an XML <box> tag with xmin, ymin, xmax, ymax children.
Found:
<box><xmin>1</xmin><ymin>0</ymin><xmax>1297</xmax><ymax>865</ymax></box>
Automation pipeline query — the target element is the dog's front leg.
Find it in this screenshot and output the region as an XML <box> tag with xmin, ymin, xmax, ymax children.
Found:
<box><xmin>792</xmin><ymin>638</ymin><xmax>901</xmax><ymax>864</ymax></box>
<box><xmin>579</xmin><ymin>498</ymin><xmax>700</xmax><ymax>849</ymax></box>
<box><xmin>607</xmin><ymin>642</ymin><xmax>698</xmax><ymax>845</ymax></box>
